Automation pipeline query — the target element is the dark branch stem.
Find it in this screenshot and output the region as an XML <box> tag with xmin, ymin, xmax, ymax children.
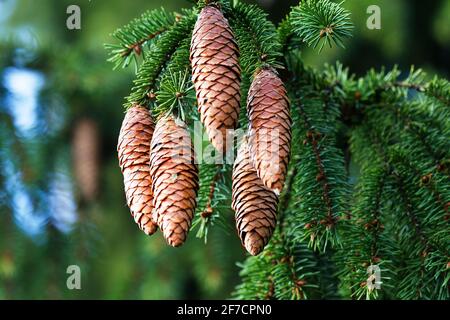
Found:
<box><xmin>278</xmin><ymin>165</ymin><xmax>298</xmax><ymax>224</ymax></box>
<box><xmin>393</xmin><ymin>173</ymin><xmax>443</xmax><ymax>255</ymax></box>
<box><xmin>297</xmin><ymin>104</ymin><xmax>336</xmax><ymax>226</ymax></box>
<box><xmin>385</xmin><ymin>81</ymin><xmax>425</xmax><ymax>92</ymax></box>
<box><xmin>398</xmin><ymin>156</ymin><xmax>447</xmax><ymax>213</ymax></box>
<box><xmin>264</xmin><ymin>277</ymin><xmax>275</xmax><ymax>300</ymax></box>
<box><xmin>333</xmin><ymin>80</ymin><xmax>439</xmax><ymax>127</ymax></box>
<box><xmin>389</xmin><ymin>106</ymin><xmax>447</xmax><ymax>171</ymax></box>
<box><xmin>368</xmin><ymin>173</ymin><xmax>386</xmax><ymax>261</ymax></box>
<box><xmin>393</xmin><ymin>173</ymin><xmax>428</xmax><ymax>298</ymax></box>
<box><xmin>121</xmin><ymin>29</ymin><xmax>166</xmax><ymax>57</ymax></box>
<box><xmin>201</xmin><ymin>168</ymin><xmax>222</xmax><ymax>219</ymax></box>
<box><xmin>274</xmin><ymin>225</ymin><xmax>304</xmax><ymax>299</ymax></box>
<box><xmin>365</xmin><ymin>121</ymin><xmax>447</xmax><ymax>257</ymax></box>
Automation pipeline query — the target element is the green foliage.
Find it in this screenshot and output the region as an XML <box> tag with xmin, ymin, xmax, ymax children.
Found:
<box><xmin>426</xmin><ymin>77</ymin><xmax>450</xmax><ymax>106</ymax></box>
<box><xmin>154</xmin><ymin>39</ymin><xmax>195</xmax><ymax>121</ymax></box>
<box><xmin>105</xmin><ymin>0</ymin><xmax>450</xmax><ymax>300</ymax></box>
<box><xmin>227</xmin><ymin>2</ymin><xmax>283</xmax><ymax>74</ymax></box>
<box><xmin>234</xmin><ymin>228</ymin><xmax>341</xmax><ymax>300</ymax></box>
<box><xmin>284</xmin><ymin>53</ymin><xmax>350</xmax><ymax>252</ymax></box>
<box><xmin>192</xmin><ymin>164</ymin><xmax>233</xmax><ymax>242</ymax></box>
<box><xmin>289</xmin><ymin>0</ymin><xmax>353</xmax><ymax>52</ymax></box>
<box><xmin>105</xmin><ymin>8</ymin><xmax>177</xmax><ymax>71</ymax></box>
<box><xmin>124</xmin><ymin>9</ymin><xmax>196</xmax><ymax>110</ymax></box>
<box><xmin>233</xmin><ymin>245</ymin><xmax>273</xmax><ymax>300</ymax></box>
<box><xmin>337</xmin><ymin>131</ymin><xmax>396</xmax><ymax>299</ymax></box>
<box><xmin>233</xmin><ymin>58</ymin><xmax>449</xmax><ymax>299</ymax></box>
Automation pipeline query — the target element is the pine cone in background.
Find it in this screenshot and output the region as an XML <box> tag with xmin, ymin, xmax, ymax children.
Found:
<box><xmin>232</xmin><ymin>138</ymin><xmax>278</xmax><ymax>256</ymax></box>
<box><xmin>117</xmin><ymin>105</ymin><xmax>158</xmax><ymax>235</ymax></box>
<box><xmin>190</xmin><ymin>5</ymin><xmax>241</xmax><ymax>154</ymax></box>
<box><xmin>247</xmin><ymin>67</ymin><xmax>291</xmax><ymax>195</ymax></box>
<box><xmin>150</xmin><ymin>115</ymin><xmax>199</xmax><ymax>247</ymax></box>
<box><xmin>73</xmin><ymin>118</ymin><xmax>99</xmax><ymax>202</ymax></box>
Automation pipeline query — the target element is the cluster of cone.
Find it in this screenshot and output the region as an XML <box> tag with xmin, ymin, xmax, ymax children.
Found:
<box><xmin>118</xmin><ymin>107</ymin><xmax>198</xmax><ymax>246</ymax></box>
<box><xmin>117</xmin><ymin>5</ymin><xmax>291</xmax><ymax>255</ymax></box>
<box><xmin>233</xmin><ymin>68</ymin><xmax>291</xmax><ymax>256</ymax></box>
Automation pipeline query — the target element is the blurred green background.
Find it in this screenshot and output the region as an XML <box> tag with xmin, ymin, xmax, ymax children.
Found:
<box><xmin>0</xmin><ymin>0</ymin><xmax>448</xmax><ymax>299</ymax></box>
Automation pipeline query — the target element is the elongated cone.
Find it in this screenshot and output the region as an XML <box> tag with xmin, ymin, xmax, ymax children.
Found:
<box><xmin>150</xmin><ymin>115</ymin><xmax>199</xmax><ymax>247</ymax></box>
<box><xmin>190</xmin><ymin>5</ymin><xmax>241</xmax><ymax>153</ymax></box>
<box><xmin>247</xmin><ymin>67</ymin><xmax>291</xmax><ymax>195</ymax></box>
<box><xmin>117</xmin><ymin>105</ymin><xmax>157</xmax><ymax>235</ymax></box>
<box><xmin>232</xmin><ymin>138</ymin><xmax>278</xmax><ymax>256</ymax></box>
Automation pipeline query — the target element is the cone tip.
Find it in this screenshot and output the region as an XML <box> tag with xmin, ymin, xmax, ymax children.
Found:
<box><xmin>272</xmin><ymin>188</ymin><xmax>281</xmax><ymax>196</ymax></box>
<box><xmin>142</xmin><ymin>224</ymin><xmax>158</xmax><ymax>236</ymax></box>
<box><xmin>164</xmin><ymin>229</ymin><xmax>187</xmax><ymax>248</ymax></box>
<box><xmin>244</xmin><ymin>236</ymin><xmax>264</xmax><ymax>256</ymax></box>
<box><xmin>168</xmin><ymin>238</ymin><xmax>185</xmax><ymax>248</ymax></box>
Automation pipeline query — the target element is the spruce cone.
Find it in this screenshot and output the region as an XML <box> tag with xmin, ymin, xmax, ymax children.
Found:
<box><xmin>190</xmin><ymin>5</ymin><xmax>241</xmax><ymax>153</ymax></box>
<box><xmin>117</xmin><ymin>105</ymin><xmax>157</xmax><ymax>235</ymax></box>
<box><xmin>150</xmin><ymin>115</ymin><xmax>199</xmax><ymax>247</ymax></box>
<box><xmin>232</xmin><ymin>138</ymin><xmax>278</xmax><ymax>256</ymax></box>
<box><xmin>247</xmin><ymin>67</ymin><xmax>291</xmax><ymax>195</ymax></box>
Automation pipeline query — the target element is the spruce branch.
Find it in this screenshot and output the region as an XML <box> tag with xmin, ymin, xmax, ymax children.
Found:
<box><xmin>358</xmin><ymin>110</ymin><xmax>449</xmax><ymax>299</ymax></box>
<box><xmin>389</xmin><ymin>102</ymin><xmax>450</xmax><ymax>171</ymax></box>
<box><xmin>234</xmin><ymin>229</ymin><xmax>322</xmax><ymax>300</ymax></box>
<box><xmin>108</xmin><ymin>2</ymin><xmax>450</xmax><ymax>300</ymax></box>
<box><xmin>228</xmin><ymin>2</ymin><xmax>283</xmax><ymax>75</ymax></box>
<box><xmin>233</xmin><ymin>249</ymin><xmax>273</xmax><ymax>299</ymax></box>
<box><xmin>270</xmin><ymin>240</ymin><xmax>309</xmax><ymax>300</ymax></box>
<box><xmin>288</xmin><ymin>106</ymin><xmax>346</xmax><ymax>251</ymax></box>
<box><xmin>336</xmin><ymin>128</ymin><xmax>395</xmax><ymax>299</ymax></box>
<box><xmin>192</xmin><ymin>164</ymin><xmax>232</xmax><ymax>243</ymax></box>
<box><xmin>390</xmin><ymin>173</ymin><xmax>447</xmax><ymax>299</ymax></box>
<box><xmin>283</xmin><ymin>55</ymin><xmax>350</xmax><ymax>252</ymax></box>
<box><xmin>322</xmin><ymin>64</ymin><xmax>450</xmax><ymax>134</ymax></box>
<box><xmin>154</xmin><ymin>39</ymin><xmax>195</xmax><ymax>121</ymax></box>
<box><xmin>277</xmin><ymin>17</ymin><xmax>296</xmax><ymax>53</ymax></box>
<box><xmin>155</xmin><ymin>69</ymin><xmax>195</xmax><ymax>121</ymax></box>
<box><xmin>426</xmin><ymin>77</ymin><xmax>450</xmax><ymax>105</ymax></box>
<box><xmin>364</xmin><ymin>108</ymin><xmax>448</xmax><ymax>238</ymax></box>
<box><xmin>289</xmin><ymin>0</ymin><xmax>353</xmax><ymax>52</ymax></box>
<box><xmin>298</xmin><ymin>105</ymin><xmax>336</xmax><ymax>228</ymax></box>
<box><xmin>389</xmin><ymin>149</ymin><xmax>449</xmax><ymax>254</ymax></box>
<box><xmin>124</xmin><ymin>10</ymin><xmax>196</xmax><ymax>109</ymax></box>
<box><xmin>106</xmin><ymin>8</ymin><xmax>177</xmax><ymax>70</ymax></box>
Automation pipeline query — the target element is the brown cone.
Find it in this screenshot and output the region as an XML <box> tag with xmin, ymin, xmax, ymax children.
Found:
<box><xmin>150</xmin><ymin>115</ymin><xmax>199</xmax><ymax>247</ymax></box>
<box><xmin>232</xmin><ymin>138</ymin><xmax>278</xmax><ymax>256</ymax></box>
<box><xmin>247</xmin><ymin>67</ymin><xmax>291</xmax><ymax>195</ymax></box>
<box><xmin>190</xmin><ymin>5</ymin><xmax>241</xmax><ymax>153</ymax></box>
<box><xmin>117</xmin><ymin>105</ymin><xmax>157</xmax><ymax>235</ymax></box>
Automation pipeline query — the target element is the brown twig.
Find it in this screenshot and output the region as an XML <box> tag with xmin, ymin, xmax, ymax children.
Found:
<box><xmin>298</xmin><ymin>104</ymin><xmax>336</xmax><ymax>227</ymax></box>
<box><xmin>121</xmin><ymin>29</ymin><xmax>166</xmax><ymax>57</ymax></box>
<box><xmin>201</xmin><ymin>169</ymin><xmax>222</xmax><ymax>219</ymax></box>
